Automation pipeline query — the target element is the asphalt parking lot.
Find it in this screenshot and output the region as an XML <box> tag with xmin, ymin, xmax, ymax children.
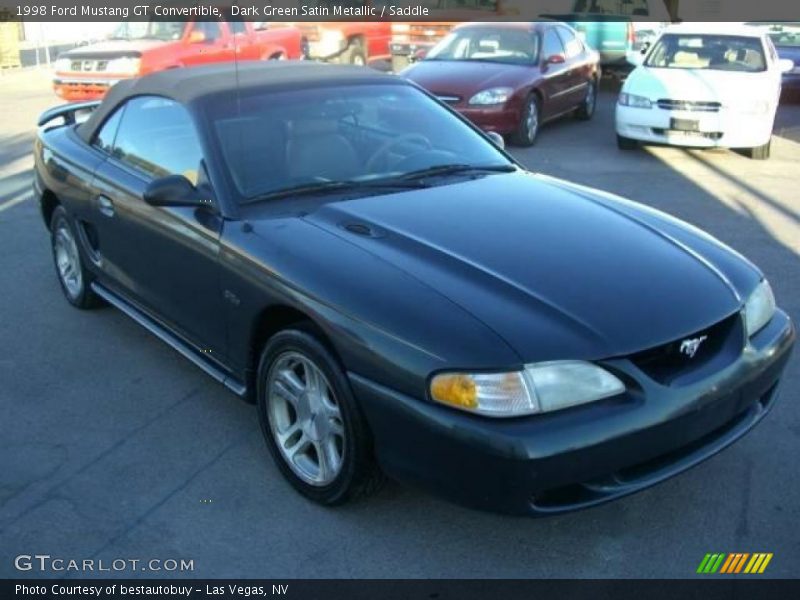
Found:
<box><xmin>1</xmin><ymin>68</ymin><xmax>798</xmax><ymax>579</ymax></box>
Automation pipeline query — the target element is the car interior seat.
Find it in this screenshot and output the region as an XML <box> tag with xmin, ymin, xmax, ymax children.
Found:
<box><xmin>286</xmin><ymin>119</ymin><xmax>360</xmax><ymax>182</ymax></box>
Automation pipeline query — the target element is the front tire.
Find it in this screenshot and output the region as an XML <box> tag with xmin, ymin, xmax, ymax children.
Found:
<box><xmin>256</xmin><ymin>327</ymin><xmax>383</xmax><ymax>505</ymax></box>
<box><xmin>50</xmin><ymin>205</ymin><xmax>101</xmax><ymax>309</ymax></box>
<box><xmin>744</xmin><ymin>138</ymin><xmax>771</xmax><ymax>160</ymax></box>
<box><xmin>510</xmin><ymin>94</ymin><xmax>540</xmax><ymax>147</ymax></box>
<box><xmin>617</xmin><ymin>134</ymin><xmax>638</xmax><ymax>150</ymax></box>
<box><xmin>575</xmin><ymin>78</ymin><xmax>597</xmax><ymax>120</ymax></box>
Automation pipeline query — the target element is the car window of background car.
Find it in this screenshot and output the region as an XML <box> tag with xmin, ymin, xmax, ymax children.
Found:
<box><xmin>572</xmin><ymin>0</ymin><xmax>650</xmax><ymax>15</ymax></box>
<box><xmin>109</xmin><ymin>20</ymin><xmax>184</xmax><ymax>41</ymax></box>
<box><xmin>645</xmin><ymin>34</ymin><xmax>767</xmax><ymax>72</ymax></box>
<box><xmin>426</xmin><ymin>27</ymin><xmax>539</xmax><ymax>64</ymax></box>
<box><xmin>556</xmin><ymin>26</ymin><xmax>584</xmax><ymax>59</ymax></box>
<box><xmin>194</xmin><ymin>21</ymin><xmax>222</xmax><ymax>42</ymax></box>
<box><xmin>204</xmin><ymin>84</ymin><xmax>511</xmax><ymax>201</ymax></box>
<box><xmin>110</xmin><ymin>96</ymin><xmax>204</xmax><ymax>184</ymax></box>
<box><xmin>92</xmin><ymin>106</ymin><xmax>125</xmax><ymax>155</ymax></box>
<box><xmin>542</xmin><ymin>28</ymin><xmax>565</xmax><ymax>60</ymax></box>
<box><xmin>229</xmin><ymin>20</ymin><xmax>247</xmax><ymax>36</ymax></box>
<box><xmin>436</xmin><ymin>0</ymin><xmax>498</xmax><ymax>10</ymax></box>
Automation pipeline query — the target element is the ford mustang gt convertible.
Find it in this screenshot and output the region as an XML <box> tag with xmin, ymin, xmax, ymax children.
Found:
<box><xmin>34</xmin><ymin>63</ymin><xmax>794</xmax><ymax>515</ymax></box>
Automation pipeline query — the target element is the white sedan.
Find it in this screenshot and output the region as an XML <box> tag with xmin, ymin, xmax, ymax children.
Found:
<box><xmin>616</xmin><ymin>24</ymin><xmax>794</xmax><ymax>159</ymax></box>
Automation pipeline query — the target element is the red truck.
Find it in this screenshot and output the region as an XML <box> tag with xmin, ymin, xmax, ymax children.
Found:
<box><xmin>52</xmin><ymin>21</ymin><xmax>304</xmax><ymax>101</ymax></box>
<box><xmin>290</xmin><ymin>21</ymin><xmax>392</xmax><ymax>66</ymax></box>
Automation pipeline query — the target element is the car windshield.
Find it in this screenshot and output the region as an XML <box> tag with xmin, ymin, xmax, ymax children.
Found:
<box><xmin>202</xmin><ymin>84</ymin><xmax>514</xmax><ymax>203</ymax></box>
<box><xmin>645</xmin><ymin>34</ymin><xmax>767</xmax><ymax>72</ymax></box>
<box><xmin>426</xmin><ymin>27</ymin><xmax>538</xmax><ymax>65</ymax></box>
<box><xmin>767</xmin><ymin>28</ymin><xmax>800</xmax><ymax>47</ymax></box>
<box><xmin>109</xmin><ymin>21</ymin><xmax>185</xmax><ymax>41</ymax></box>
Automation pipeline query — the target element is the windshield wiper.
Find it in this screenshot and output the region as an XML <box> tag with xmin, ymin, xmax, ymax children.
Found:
<box><xmin>400</xmin><ymin>164</ymin><xmax>517</xmax><ymax>181</ymax></box>
<box><xmin>243</xmin><ymin>179</ymin><xmax>427</xmax><ymax>204</ymax></box>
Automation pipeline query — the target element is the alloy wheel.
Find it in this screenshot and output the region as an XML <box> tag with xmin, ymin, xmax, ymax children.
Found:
<box><xmin>526</xmin><ymin>99</ymin><xmax>539</xmax><ymax>143</ymax></box>
<box><xmin>54</xmin><ymin>220</ymin><xmax>83</xmax><ymax>299</ymax></box>
<box><xmin>266</xmin><ymin>351</ymin><xmax>345</xmax><ymax>486</ymax></box>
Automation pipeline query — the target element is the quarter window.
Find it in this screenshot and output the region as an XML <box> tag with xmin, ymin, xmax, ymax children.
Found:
<box><xmin>92</xmin><ymin>106</ymin><xmax>124</xmax><ymax>154</ymax></box>
<box><xmin>110</xmin><ymin>96</ymin><xmax>204</xmax><ymax>184</ymax></box>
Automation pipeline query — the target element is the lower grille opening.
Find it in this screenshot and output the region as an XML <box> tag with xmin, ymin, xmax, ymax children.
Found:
<box><xmin>531</xmin><ymin>383</ymin><xmax>779</xmax><ymax>511</ymax></box>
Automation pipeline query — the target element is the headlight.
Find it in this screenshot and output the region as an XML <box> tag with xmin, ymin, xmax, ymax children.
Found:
<box><xmin>54</xmin><ymin>57</ymin><xmax>72</xmax><ymax>72</ymax></box>
<box><xmin>430</xmin><ymin>361</ymin><xmax>625</xmax><ymax>418</ymax></box>
<box><xmin>469</xmin><ymin>87</ymin><xmax>514</xmax><ymax>106</ymax></box>
<box><xmin>618</xmin><ymin>92</ymin><xmax>652</xmax><ymax>108</ymax></box>
<box><xmin>744</xmin><ymin>279</ymin><xmax>775</xmax><ymax>337</ymax></box>
<box><xmin>106</xmin><ymin>57</ymin><xmax>141</xmax><ymax>75</ymax></box>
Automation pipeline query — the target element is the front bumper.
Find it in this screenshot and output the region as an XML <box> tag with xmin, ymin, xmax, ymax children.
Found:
<box><xmin>456</xmin><ymin>104</ymin><xmax>521</xmax><ymax>136</ymax></box>
<box><xmin>53</xmin><ymin>76</ymin><xmax>124</xmax><ymax>101</ymax></box>
<box><xmin>351</xmin><ymin>310</ymin><xmax>794</xmax><ymax>515</ymax></box>
<box><xmin>616</xmin><ymin>103</ymin><xmax>774</xmax><ymax>149</ymax></box>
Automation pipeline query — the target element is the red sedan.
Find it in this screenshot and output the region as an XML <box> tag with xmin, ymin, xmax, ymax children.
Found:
<box><xmin>402</xmin><ymin>22</ymin><xmax>601</xmax><ymax>146</ymax></box>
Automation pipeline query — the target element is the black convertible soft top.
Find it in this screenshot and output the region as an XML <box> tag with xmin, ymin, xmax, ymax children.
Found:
<box><xmin>76</xmin><ymin>61</ymin><xmax>401</xmax><ymax>143</ymax></box>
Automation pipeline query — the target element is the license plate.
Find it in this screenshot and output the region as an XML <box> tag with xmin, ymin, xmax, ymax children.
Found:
<box><xmin>670</xmin><ymin>118</ymin><xmax>699</xmax><ymax>132</ymax></box>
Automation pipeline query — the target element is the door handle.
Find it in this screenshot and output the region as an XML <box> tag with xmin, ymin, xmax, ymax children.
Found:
<box><xmin>97</xmin><ymin>195</ymin><xmax>115</xmax><ymax>218</ymax></box>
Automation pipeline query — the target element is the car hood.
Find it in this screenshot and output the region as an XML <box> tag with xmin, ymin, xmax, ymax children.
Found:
<box><xmin>403</xmin><ymin>60</ymin><xmax>534</xmax><ymax>99</ymax></box>
<box><xmin>625</xmin><ymin>66</ymin><xmax>774</xmax><ymax>103</ymax></box>
<box><xmin>60</xmin><ymin>40</ymin><xmax>168</xmax><ymax>60</ymax></box>
<box><xmin>302</xmin><ymin>172</ymin><xmax>750</xmax><ymax>362</ymax></box>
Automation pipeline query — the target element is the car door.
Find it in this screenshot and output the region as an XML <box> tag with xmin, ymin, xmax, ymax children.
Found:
<box><xmin>556</xmin><ymin>25</ymin><xmax>591</xmax><ymax>110</ymax></box>
<box><xmin>539</xmin><ymin>26</ymin><xmax>571</xmax><ymax>118</ymax></box>
<box><xmin>88</xmin><ymin>96</ymin><xmax>228</xmax><ymax>360</ymax></box>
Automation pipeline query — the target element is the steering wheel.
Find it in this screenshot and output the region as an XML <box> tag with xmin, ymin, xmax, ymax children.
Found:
<box><xmin>366</xmin><ymin>133</ymin><xmax>433</xmax><ymax>172</ymax></box>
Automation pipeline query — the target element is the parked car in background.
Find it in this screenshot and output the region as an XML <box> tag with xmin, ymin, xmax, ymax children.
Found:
<box><xmin>746</xmin><ymin>22</ymin><xmax>800</xmax><ymax>101</ymax></box>
<box><xmin>402</xmin><ymin>22</ymin><xmax>600</xmax><ymax>146</ymax></box>
<box><xmin>541</xmin><ymin>0</ymin><xmax>671</xmax><ymax>77</ymax></box>
<box><xmin>33</xmin><ymin>63</ymin><xmax>795</xmax><ymax>514</ymax></box>
<box><xmin>290</xmin><ymin>17</ymin><xmax>391</xmax><ymax>66</ymax></box>
<box><xmin>616</xmin><ymin>24</ymin><xmax>794</xmax><ymax>159</ymax></box>
<box><xmin>390</xmin><ymin>20</ymin><xmax>455</xmax><ymax>73</ymax></box>
<box><xmin>52</xmin><ymin>20</ymin><xmax>303</xmax><ymax>101</ymax></box>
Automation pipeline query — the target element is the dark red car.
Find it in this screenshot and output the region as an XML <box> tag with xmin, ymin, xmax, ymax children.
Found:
<box><xmin>402</xmin><ymin>22</ymin><xmax>601</xmax><ymax>146</ymax></box>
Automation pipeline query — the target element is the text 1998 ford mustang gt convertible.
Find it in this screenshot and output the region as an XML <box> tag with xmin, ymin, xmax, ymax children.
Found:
<box><xmin>34</xmin><ymin>63</ymin><xmax>794</xmax><ymax>515</ymax></box>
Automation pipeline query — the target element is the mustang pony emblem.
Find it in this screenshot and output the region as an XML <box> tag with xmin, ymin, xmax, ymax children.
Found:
<box><xmin>680</xmin><ymin>335</ymin><xmax>708</xmax><ymax>358</ymax></box>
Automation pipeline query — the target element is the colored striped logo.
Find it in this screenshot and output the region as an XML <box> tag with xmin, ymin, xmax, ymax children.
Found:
<box><xmin>697</xmin><ymin>553</ymin><xmax>773</xmax><ymax>574</ymax></box>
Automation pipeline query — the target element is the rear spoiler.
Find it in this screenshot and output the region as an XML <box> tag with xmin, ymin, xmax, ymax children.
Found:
<box><xmin>37</xmin><ymin>100</ymin><xmax>100</xmax><ymax>128</ymax></box>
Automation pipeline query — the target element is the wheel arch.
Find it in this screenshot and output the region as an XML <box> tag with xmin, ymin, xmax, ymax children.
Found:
<box><xmin>247</xmin><ymin>304</ymin><xmax>339</xmax><ymax>402</ymax></box>
<box><xmin>40</xmin><ymin>188</ymin><xmax>60</xmax><ymax>230</ymax></box>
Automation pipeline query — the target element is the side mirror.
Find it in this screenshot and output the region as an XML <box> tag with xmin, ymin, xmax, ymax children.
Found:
<box><xmin>486</xmin><ymin>131</ymin><xmax>505</xmax><ymax>150</ymax></box>
<box><xmin>626</xmin><ymin>50</ymin><xmax>644</xmax><ymax>66</ymax></box>
<box><xmin>413</xmin><ymin>47</ymin><xmax>429</xmax><ymax>62</ymax></box>
<box><xmin>144</xmin><ymin>175</ymin><xmax>210</xmax><ymax>208</ymax></box>
<box><xmin>545</xmin><ymin>54</ymin><xmax>566</xmax><ymax>65</ymax></box>
<box><xmin>778</xmin><ymin>58</ymin><xmax>794</xmax><ymax>74</ymax></box>
<box><xmin>187</xmin><ymin>30</ymin><xmax>206</xmax><ymax>44</ymax></box>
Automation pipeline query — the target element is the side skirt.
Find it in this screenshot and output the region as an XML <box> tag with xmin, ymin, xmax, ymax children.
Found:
<box><xmin>90</xmin><ymin>282</ymin><xmax>248</xmax><ymax>398</ymax></box>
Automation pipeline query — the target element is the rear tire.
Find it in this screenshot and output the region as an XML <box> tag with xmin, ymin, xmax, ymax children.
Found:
<box><xmin>744</xmin><ymin>139</ymin><xmax>771</xmax><ymax>160</ymax></box>
<box><xmin>617</xmin><ymin>134</ymin><xmax>638</xmax><ymax>150</ymax></box>
<box><xmin>256</xmin><ymin>326</ymin><xmax>384</xmax><ymax>505</ymax></box>
<box><xmin>344</xmin><ymin>39</ymin><xmax>366</xmax><ymax>66</ymax></box>
<box><xmin>50</xmin><ymin>205</ymin><xmax>102</xmax><ymax>309</ymax></box>
<box><xmin>575</xmin><ymin>78</ymin><xmax>597</xmax><ymax>120</ymax></box>
<box><xmin>510</xmin><ymin>94</ymin><xmax>540</xmax><ymax>147</ymax></box>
